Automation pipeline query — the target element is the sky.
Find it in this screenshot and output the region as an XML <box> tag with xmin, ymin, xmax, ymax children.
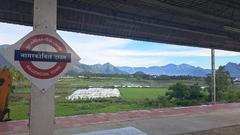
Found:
<box><xmin>0</xmin><ymin>22</ymin><xmax>239</xmax><ymax>69</ymax></box>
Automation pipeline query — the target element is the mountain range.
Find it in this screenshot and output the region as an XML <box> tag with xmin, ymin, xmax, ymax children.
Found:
<box><xmin>1</xmin><ymin>44</ymin><xmax>240</xmax><ymax>77</ymax></box>
<box><xmin>67</xmin><ymin>62</ymin><xmax>127</xmax><ymax>75</ymax></box>
<box><xmin>118</xmin><ymin>64</ymin><xmax>211</xmax><ymax>77</ymax></box>
<box><xmin>224</xmin><ymin>62</ymin><xmax>240</xmax><ymax>78</ymax></box>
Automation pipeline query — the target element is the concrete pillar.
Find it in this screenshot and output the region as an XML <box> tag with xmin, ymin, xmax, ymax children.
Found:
<box><xmin>30</xmin><ymin>0</ymin><xmax>57</xmax><ymax>135</ymax></box>
<box><xmin>30</xmin><ymin>85</ymin><xmax>55</xmax><ymax>135</ymax></box>
<box><xmin>211</xmin><ymin>49</ymin><xmax>216</xmax><ymax>103</ymax></box>
<box><xmin>33</xmin><ymin>0</ymin><xmax>57</xmax><ymax>32</ymax></box>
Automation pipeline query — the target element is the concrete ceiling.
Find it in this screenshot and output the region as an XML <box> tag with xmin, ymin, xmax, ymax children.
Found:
<box><xmin>1</xmin><ymin>0</ymin><xmax>240</xmax><ymax>52</ymax></box>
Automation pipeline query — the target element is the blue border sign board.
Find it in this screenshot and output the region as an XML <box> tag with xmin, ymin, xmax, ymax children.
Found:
<box><xmin>1</xmin><ymin>31</ymin><xmax>80</xmax><ymax>90</ymax></box>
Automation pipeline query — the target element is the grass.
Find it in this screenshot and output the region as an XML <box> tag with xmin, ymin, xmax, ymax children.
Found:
<box><xmin>6</xmin><ymin>77</ymin><xmax>240</xmax><ymax>120</ymax></box>
<box><xmin>9</xmin><ymin>102</ymin><xmax>29</xmax><ymax>120</ymax></box>
<box><xmin>6</xmin><ymin>77</ymin><xmax>206</xmax><ymax>120</ymax></box>
<box><xmin>8</xmin><ymin>87</ymin><xmax>168</xmax><ymax>120</ymax></box>
<box><xmin>55</xmin><ymin>77</ymin><xmax>206</xmax><ymax>88</ymax></box>
<box><xmin>55</xmin><ymin>87</ymin><xmax>168</xmax><ymax>117</ymax></box>
<box><xmin>55</xmin><ymin>101</ymin><xmax>142</xmax><ymax>117</ymax></box>
<box><xmin>120</xmin><ymin>87</ymin><xmax>168</xmax><ymax>100</ymax></box>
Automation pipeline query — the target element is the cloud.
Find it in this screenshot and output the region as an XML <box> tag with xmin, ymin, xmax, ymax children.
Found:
<box><xmin>0</xmin><ymin>22</ymin><xmax>31</xmax><ymax>44</ymax></box>
<box><xmin>1</xmin><ymin>22</ymin><xmax>240</xmax><ymax>68</ymax></box>
<box><xmin>102</xmin><ymin>49</ymin><xmax>240</xmax><ymax>57</ymax></box>
<box><xmin>58</xmin><ymin>31</ymin><xmax>131</xmax><ymax>65</ymax></box>
<box><xmin>215</xmin><ymin>50</ymin><xmax>240</xmax><ymax>57</ymax></box>
<box><xmin>59</xmin><ymin>30</ymin><xmax>240</xmax><ymax>67</ymax></box>
<box><xmin>86</xmin><ymin>55</ymin><xmax>166</xmax><ymax>67</ymax></box>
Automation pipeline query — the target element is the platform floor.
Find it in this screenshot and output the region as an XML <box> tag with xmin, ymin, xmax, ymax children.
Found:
<box><xmin>74</xmin><ymin>127</ymin><xmax>147</xmax><ymax>135</ymax></box>
<box><xmin>1</xmin><ymin>103</ymin><xmax>240</xmax><ymax>135</ymax></box>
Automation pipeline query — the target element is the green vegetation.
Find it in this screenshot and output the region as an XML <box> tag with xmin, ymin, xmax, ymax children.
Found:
<box><xmin>120</xmin><ymin>87</ymin><xmax>168</xmax><ymax>100</ymax></box>
<box><xmin>6</xmin><ymin>68</ymin><xmax>240</xmax><ymax>120</ymax></box>
<box><xmin>205</xmin><ymin>66</ymin><xmax>234</xmax><ymax>102</ymax></box>
<box><xmin>55</xmin><ymin>98</ymin><xmax>142</xmax><ymax>117</ymax></box>
<box><xmin>9</xmin><ymin>102</ymin><xmax>29</xmax><ymax>120</ymax></box>
<box><xmin>9</xmin><ymin>87</ymin><xmax>168</xmax><ymax>120</ymax></box>
<box><xmin>222</xmin><ymin>88</ymin><xmax>240</xmax><ymax>103</ymax></box>
<box><xmin>166</xmin><ymin>83</ymin><xmax>207</xmax><ymax>106</ymax></box>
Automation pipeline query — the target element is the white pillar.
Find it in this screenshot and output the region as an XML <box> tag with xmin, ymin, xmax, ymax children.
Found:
<box><xmin>33</xmin><ymin>0</ymin><xmax>57</xmax><ymax>32</ymax></box>
<box><xmin>30</xmin><ymin>85</ymin><xmax>55</xmax><ymax>135</ymax></box>
<box><xmin>30</xmin><ymin>0</ymin><xmax>57</xmax><ymax>135</ymax></box>
<box><xmin>211</xmin><ymin>49</ymin><xmax>216</xmax><ymax>103</ymax></box>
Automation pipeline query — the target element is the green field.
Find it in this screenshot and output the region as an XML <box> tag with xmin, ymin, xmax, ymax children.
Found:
<box><xmin>7</xmin><ymin>77</ymin><xmax>204</xmax><ymax>120</ymax></box>
<box><xmin>9</xmin><ymin>87</ymin><xmax>168</xmax><ymax>120</ymax></box>
<box><xmin>6</xmin><ymin>76</ymin><xmax>209</xmax><ymax>120</ymax></box>
<box><xmin>120</xmin><ymin>87</ymin><xmax>168</xmax><ymax>100</ymax></box>
<box><xmin>7</xmin><ymin>76</ymin><xmax>240</xmax><ymax>120</ymax></box>
<box><xmin>5</xmin><ymin>69</ymin><xmax>240</xmax><ymax>120</ymax></box>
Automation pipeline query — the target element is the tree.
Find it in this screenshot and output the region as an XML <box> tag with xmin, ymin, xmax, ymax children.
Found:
<box><xmin>189</xmin><ymin>83</ymin><xmax>204</xmax><ymax>100</ymax></box>
<box><xmin>167</xmin><ymin>83</ymin><xmax>204</xmax><ymax>100</ymax></box>
<box><xmin>167</xmin><ymin>83</ymin><xmax>190</xmax><ymax>100</ymax></box>
<box><xmin>205</xmin><ymin>66</ymin><xmax>232</xmax><ymax>101</ymax></box>
<box><xmin>166</xmin><ymin>83</ymin><xmax>205</xmax><ymax>106</ymax></box>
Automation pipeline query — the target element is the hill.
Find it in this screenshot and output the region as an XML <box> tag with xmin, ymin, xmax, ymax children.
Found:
<box><xmin>0</xmin><ymin>45</ymin><xmax>127</xmax><ymax>75</ymax></box>
<box><xmin>119</xmin><ymin>64</ymin><xmax>211</xmax><ymax>77</ymax></box>
<box><xmin>67</xmin><ymin>62</ymin><xmax>128</xmax><ymax>75</ymax></box>
<box><xmin>1</xmin><ymin>44</ymin><xmax>240</xmax><ymax>77</ymax></box>
<box><xmin>224</xmin><ymin>62</ymin><xmax>240</xmax><ymax>78</ymax></box>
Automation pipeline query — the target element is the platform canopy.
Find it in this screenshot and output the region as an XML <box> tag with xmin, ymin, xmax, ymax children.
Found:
<box><xmin>1</xmin><ymin>0</ymin><xmax>240</xmax><ymax>52</ymax></box>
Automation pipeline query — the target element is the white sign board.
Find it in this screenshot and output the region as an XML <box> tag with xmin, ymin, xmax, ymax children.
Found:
<box><xmin>1</xmin><ymin>30</ymin><xmax>80</xmax><ymax>90</ymax></box>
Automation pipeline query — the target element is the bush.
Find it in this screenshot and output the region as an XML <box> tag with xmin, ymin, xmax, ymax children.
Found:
<box><xmin>175</xmin><ymin>99</ymin><xmax>207</xmax><ymax>106</ymax></box>
<box><xmin>157</xmin><ymin>95</ymin><xmax>175</xmax><ymax>107</ymax></box>
<box><xmin>166</xmin><ymin>83</ymin><xmax>207</xmax><ymax>106</ymax></box>
<box><xmin>142</xmin><ymin>96</ymin><xmax>175</xmax><ymax>108</ymax></box>
<box><xmin>222</xmin><ymin>89</ymin><xmax>240</xmax><ymax>103</ymax></box>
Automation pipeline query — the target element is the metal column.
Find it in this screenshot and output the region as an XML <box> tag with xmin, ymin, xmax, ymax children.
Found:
<box><xmin>211</xmin><ymin>49</ymin><xmax>216</xmax><ymax>103</ymax></box>
<box><xmin>30</xmin><ymin>0</ymin><xmax>57</xmax><ymax>135</ymax></box>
